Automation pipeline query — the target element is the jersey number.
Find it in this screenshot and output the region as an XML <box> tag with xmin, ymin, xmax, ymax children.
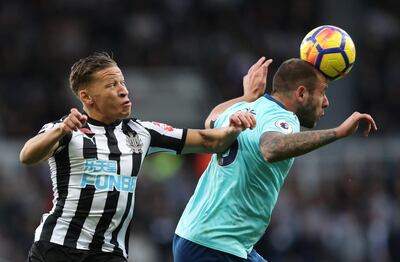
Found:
<box><xmin>217</xmin><ymin>140</ymin><xmax>238</xmax><ymax>166</ymax></box>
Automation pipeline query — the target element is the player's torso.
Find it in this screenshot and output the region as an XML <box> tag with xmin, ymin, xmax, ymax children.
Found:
<box><xmin>39</xmin><ymin>119</ymin><xmax>151</xmax><ymax>256</ymax></box>
<box><xmin>37</xmin><ymin>117</ymin><xmax>185</xmax><ymax>256</ymax></box>
<box><xmin>176</xmin><ymin>96</ymin><xmax>299</xmax><ymax>258</ymax></box>
<box><xmin>49</xmin><ymin>121</ymin><xmax>150</xmax><ymax>195</ymax></box>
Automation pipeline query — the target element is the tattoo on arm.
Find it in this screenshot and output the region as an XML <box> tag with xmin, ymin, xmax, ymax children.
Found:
<box><xmin>260</xmin><ymin>129</ymin><xmax>338</xmax><ymax>162</ymax></box>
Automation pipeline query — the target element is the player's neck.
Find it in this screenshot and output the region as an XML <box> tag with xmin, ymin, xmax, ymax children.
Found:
<box><xmin>271</xmin><ymin>93</ymin><xmax>295</xmax><ymax>112</ymax></box>
<box><xmin>83</xmin><ymin>106</ymin><xmax>119</xmax><ymax>125</ymax></box>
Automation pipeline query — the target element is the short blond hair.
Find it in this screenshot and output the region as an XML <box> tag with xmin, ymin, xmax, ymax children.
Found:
<box><xmin>69</xmin><ymin>52</ymin><xmax>117</xmax><ymax>95</ymax></box>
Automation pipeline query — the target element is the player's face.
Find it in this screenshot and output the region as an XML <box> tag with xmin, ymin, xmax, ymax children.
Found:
<box><xmin>297</xmin><ymin>74</ymin><xmax>329</xmax><ymax>128</ymax></box>
<box><xmin>84</xmin><ymin>66</ymin><xmax>132</xmax><ymax>124</ymax></box>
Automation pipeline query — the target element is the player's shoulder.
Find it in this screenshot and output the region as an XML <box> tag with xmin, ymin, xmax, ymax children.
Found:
<box><xmin>123</xmin><ymin>118</ymin><xmax>140</xmax><ymax>125</ymax></box>
<box><xmin>38</xmin><ymin>115</ymin><xmax>67</xmax><ymax>134</ymax></box>
<box><xmin>130</xmin><ymin>118</ymin><xmax>156</xmax><ymax>129</ymax></box>
<box><xmin>256</xmin><ymin>97</ymin><xmax>296</xmax><ymax>118</ymax></box>
<box><xmin>214</xmin><ymin>101</ymin><xmax>254</xmax><ymax>128</ymax></box>
<box><xmin>256</xmin><ymin>99</ymin><xmax>300</xmax><ymax>133</ymax></box>
<box><xmin>126</xmin><ymin>118</ymin><xmax>178</xmax><ymax>133</ymax></box>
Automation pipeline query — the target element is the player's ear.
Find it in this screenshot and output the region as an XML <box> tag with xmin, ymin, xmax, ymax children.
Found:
<box><xmin>79</xmin><ymin>89</ymin><xmax>93</xmax><ymax>105</ymax></box>
<box><xmin>295</xmin><ymin>85</ymin><xmax>308</xmax><ymax>102</ymax></box>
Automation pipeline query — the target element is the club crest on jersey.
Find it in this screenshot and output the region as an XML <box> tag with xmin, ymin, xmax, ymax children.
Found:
<box><xmin>126</xmin><ymin>132</ymin><xmax>143</xmax><ymax>154</ymax></box>
<box><xmin>275</xmin><ymin>120</ymin><xmax>293</xmax><ymax>134</ymax></box>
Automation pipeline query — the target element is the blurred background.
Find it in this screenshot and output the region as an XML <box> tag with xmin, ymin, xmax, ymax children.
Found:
<box><xmin>0</xmin><ymin>0</ymin><xmax>399</xmax><ymax>261</ymax></box>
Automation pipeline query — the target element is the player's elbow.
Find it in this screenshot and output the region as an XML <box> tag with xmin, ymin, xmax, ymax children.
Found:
<box><xmin>196</xmin><ymin>129</ymin><xmax>230</xmax><ymax>154</ymax></box>
<box><xmin>203</xmin><ymin>140</ymin><xmax>226</xmax><ymax>154</ymax></box>
<box><xmin>19</xmin><ymin>150</ymin><xmax>33</xmax><ymax>165</ymax></box>
<box><xmin>19</xmin><ymin>147</ymin><xmax>38</xmax><ymax>165</ymax></box>
<box><xmin>261</xmin><ymin>148</ymin><xmax>281</xmax><ymax>163</ymax></box>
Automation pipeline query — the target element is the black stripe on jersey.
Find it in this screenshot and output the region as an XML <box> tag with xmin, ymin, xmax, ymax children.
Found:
<box><xmin>147</xmin><ymin>128</ymin><xmax>187</xmax><ymax>154</ymax></box>
<box><xmin>180</xmin><ymin>129</ymin><xmax>188</xmax><ymax>154</ymax></box>
<box><xmin>125</xmin><ymin>223</ymin><xmax>132</xmax><ymax>256</ymax></box>
<box><xmin>111</xmin><ymin>192</ymin><xmax>132</xmax><ymax>256</ymax></box>
<box><xmin>111</xmin><ymin>122</ymin><xmax>143</xmax><ymax>254</ymax></box>
<box><xmin>63</xmin><ymin>125</ymin><xmax>97</xmax><ymax>248</ymax></box>
<box><xmin>89</xmin><ymin>126</ymin><xmax>121</xmax><ymax>251</ymax></box>
<box><xmin>40</xmin><ymin>144</ymin><xmax>71</xmax><ymax>241</ymax></box>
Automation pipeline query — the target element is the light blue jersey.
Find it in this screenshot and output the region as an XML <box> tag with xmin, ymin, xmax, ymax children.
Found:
<box><xmin>175</xmin><ymin>94</ymin><xmax>300</xmax><ymax>259</ymax></box>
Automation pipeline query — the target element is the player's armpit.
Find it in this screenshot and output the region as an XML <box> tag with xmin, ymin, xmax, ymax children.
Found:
<box><xmin>259</xmin><ymin>131</ymin><xmax>286</xmax><ymax>163</ymax></box>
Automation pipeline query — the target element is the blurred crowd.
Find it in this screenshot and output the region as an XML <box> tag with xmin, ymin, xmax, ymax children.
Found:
<box><xmin>0</xmin><ymin>0</ymin><xmax>398</xmax><ymax>137</ymax></box>
<box><xmin>0</xmin><ymin>0</ymin><xmax>399</xmax><ymax>261</ymax></box>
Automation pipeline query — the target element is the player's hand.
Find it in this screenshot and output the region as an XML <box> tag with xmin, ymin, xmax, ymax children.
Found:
<box><xmin>243</xmin><ymin>57</ymin><xmax>273</xmax><ymax>101</ymax></box>
<box><xmin>335</xmin><ymin>112</ymin><xmax>377</xmax><ymax>138</ymax></box>
<box><xmin>60</xmin><ymin>108</ymin><xmax>88</xmax><ymax>134</ymax></box>
<box><xmin>228</xmin><ymin>112</ymin><xmax>256</xmax><ymax>133</ymax></box>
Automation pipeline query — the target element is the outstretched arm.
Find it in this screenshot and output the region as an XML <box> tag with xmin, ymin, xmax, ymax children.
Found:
<box><xmin>182</xmin><ymin>111</ymin><xmax>256</xmax><ymax>154</ymax></box>
<box><xmin>205</xmin><ymin>57</ymin><xmax>272</xmax><ymax>128</ymax></box>
<box><xmin>20</xmin><ymin>108</ymin><xmax>87</xmax><ymax>165</ymax></box>
<box><xmin>260</xmin><ymin>112</ymin><xmax>377</xmax><ymax>163</ymax></box>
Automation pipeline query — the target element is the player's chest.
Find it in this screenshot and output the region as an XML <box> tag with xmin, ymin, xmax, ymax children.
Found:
<box><xmin>69</xmin><ymin>128</ymin><xmax>151</xmax><ymax>157</ymax></box>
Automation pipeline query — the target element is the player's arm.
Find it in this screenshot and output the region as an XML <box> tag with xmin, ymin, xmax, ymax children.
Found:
<box><xmin>182</xmin><ymin>111</ymin><xmax>256</xmax><ymax>154</ymax></box>
<box><xmin>260</xmin><ymin>112</ymin><xmax>377</xmax><ymax>163</ymax></box>
<box><xmin>19</xmin><ymin>108</ymin><xmax>87</xmax><ymax>165</ymax></box>
<box><xmin>205</xmin><ymin>57</ymin><xmax>272</xmax><ymax>128</ymax></box>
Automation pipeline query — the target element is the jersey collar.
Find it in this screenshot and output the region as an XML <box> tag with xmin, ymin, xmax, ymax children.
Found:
<box><xmin>83</xmin><ymin>112</ymin><xmax>122</xmax><ymax>127</ymax></box>
<box><xmin>263</xmin><ymin>93</ymin><xmax>287</xmax><ymax>110</ymax></box>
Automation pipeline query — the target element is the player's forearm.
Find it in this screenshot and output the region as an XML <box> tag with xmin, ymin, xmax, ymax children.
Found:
<box><xmin>261</xmin><ymin>129</ymin><xmax>338</xmax><ymax>162</ymax></box>
<box><xmin>20</xmin><ymin>127</ymin><xmax>66</xmax><ymax>165</ymax></box>
<box><xmin>182</xmin><ymin>127</ymin><xmax>240</xmax><ymax>154</ymax></box>
<box><xmin>201</xmin><ymin>127</ymin><xmax>241</xmax><ymax>153</ymax></box>
<box><xmin>205</xmin><ymin>95</ymin><xmax>257</xmax><ymax>128</ymax></box>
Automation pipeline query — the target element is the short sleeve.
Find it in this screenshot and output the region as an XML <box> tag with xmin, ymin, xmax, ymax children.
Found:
<box><xmin>38</xmin><ymin>116</ymin><xmax>72</xmax><ymax>147</ymax></box>
<box><xmin>259</xmin><ymin>111</ymin><xmax>300</xmax><ymax>135</ymax></box>
<box><xmin>136</xmin><ymin>120</ymin><xmax>187</xmax><ymax>155</ymax></box>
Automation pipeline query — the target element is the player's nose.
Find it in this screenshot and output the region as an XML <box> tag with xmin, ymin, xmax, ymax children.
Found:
<box><xmin>323</xmin><ymin>95</ymin><xmax>329</xmax><ymax>108</ymax></box>
<box><xmin>119</xmin><ymin>85</ymin><xmax>129</xmax><ymax>97</ymax></box>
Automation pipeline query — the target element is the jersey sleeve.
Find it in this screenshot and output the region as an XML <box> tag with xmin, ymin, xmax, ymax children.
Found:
<box><xmin>137</xmin><ymin>120</ymin><xmax>187</xmax><ymax>155</ymax></box>
<box><xmin>213</xmin><ymin>111</ymin><xmax>230</xmax><ymax>129</ymax></box>
<box><xmin>259</xmin><ymin>110</ymin><xmax>300</xmax><ymax>135</ymax></box>
<box><xmin>38</xmin><ymin>116</ymin><xmax>72</xmax><ymax>147</ymax></box>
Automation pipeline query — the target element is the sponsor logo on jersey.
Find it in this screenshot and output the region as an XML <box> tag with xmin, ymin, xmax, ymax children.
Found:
<box><xmin>80</xmin><ymin>159</ymin><xmax>135</xmax><ymax>192</ymax></box>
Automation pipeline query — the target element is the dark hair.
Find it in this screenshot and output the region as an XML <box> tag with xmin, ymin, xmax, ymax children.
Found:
<box><xmin>272</xmin><ymin>58</ymin><xmax>322</xmax><ymax>95</ymax></box>
<box><xmin>69</xmin><ymin>52</ymin><xmax>117</xmax><ymax>95</ymax></box>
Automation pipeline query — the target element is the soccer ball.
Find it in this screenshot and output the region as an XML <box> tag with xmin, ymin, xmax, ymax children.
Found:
<box><xmin>300</xmin><ymin>25</ymin><xmax>356</xmax><ymax>80</ymax></box>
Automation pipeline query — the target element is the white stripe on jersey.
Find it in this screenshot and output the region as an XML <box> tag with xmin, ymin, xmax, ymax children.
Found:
<box><xmin>76</xmin><ymin>124</ymin><xmax>108</xmax><ymax>250</ymax></box>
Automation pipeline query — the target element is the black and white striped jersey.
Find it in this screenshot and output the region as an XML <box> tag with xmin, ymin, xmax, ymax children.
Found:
<box><xmin>34</xmin><ymin>116</ymin><xmax>187</xmax><ymax>258</ymax></box>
